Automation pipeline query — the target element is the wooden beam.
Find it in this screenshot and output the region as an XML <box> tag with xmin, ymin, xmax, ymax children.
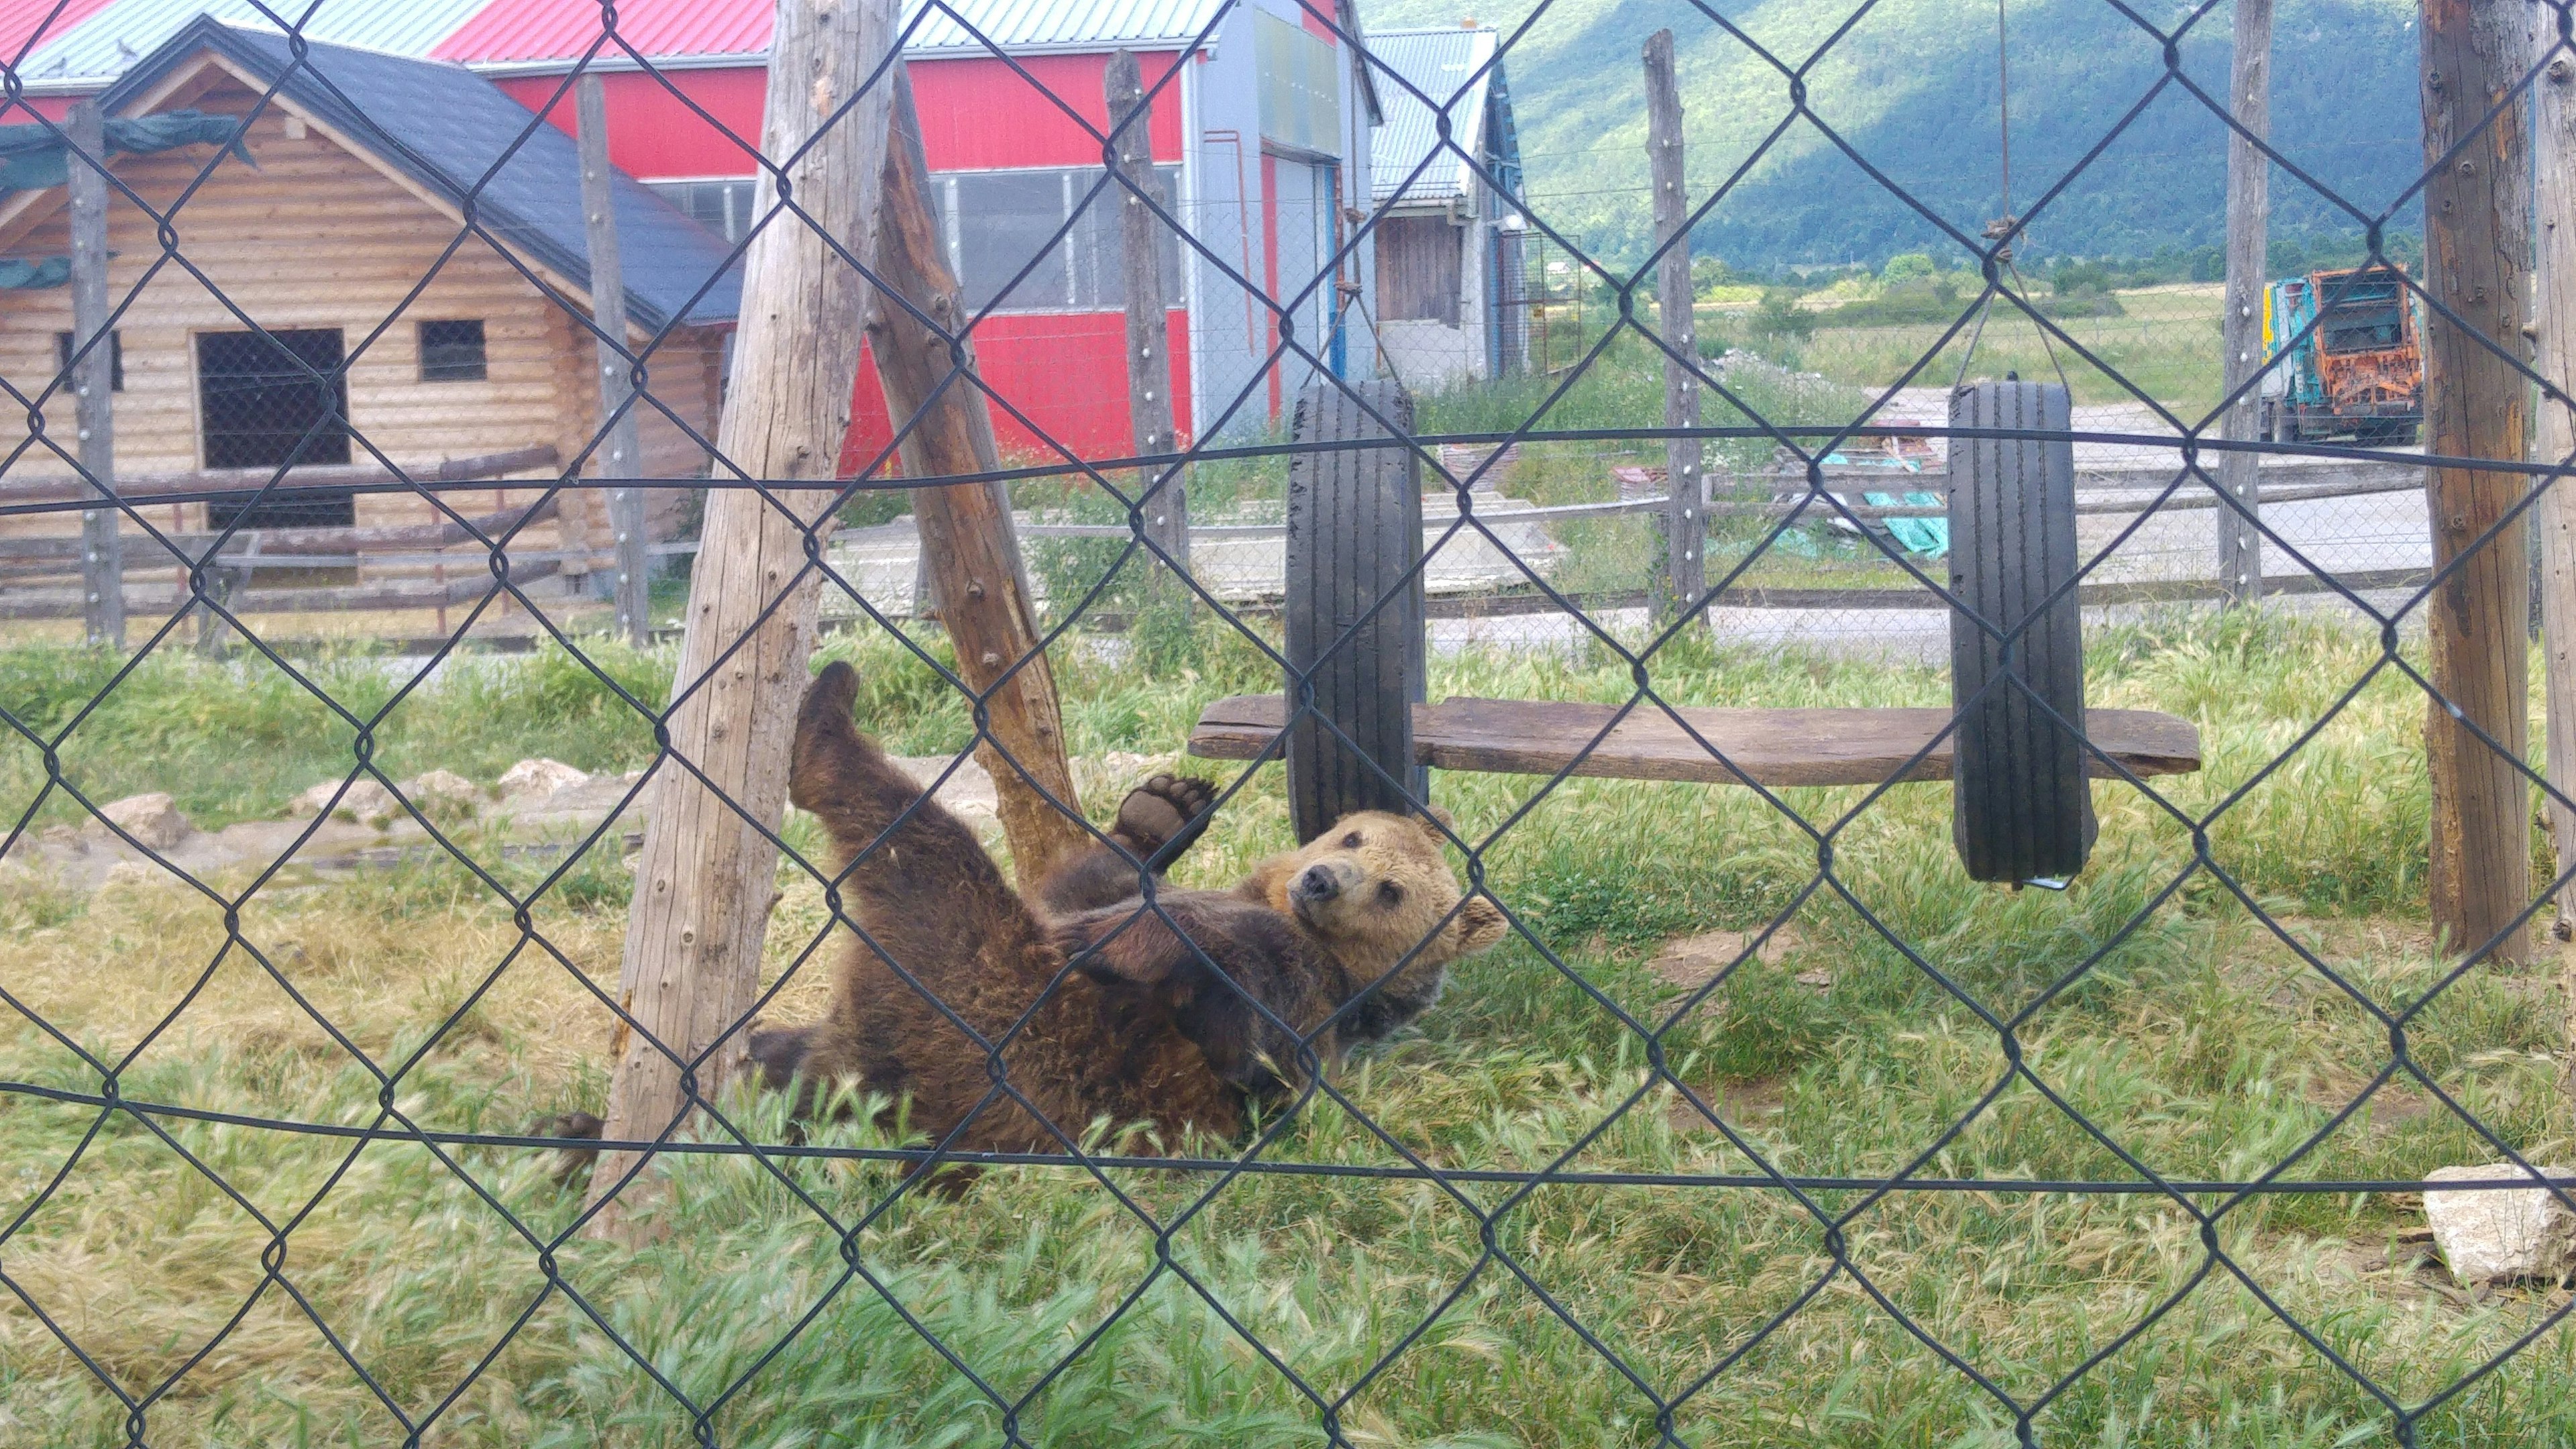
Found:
<box><xmin>1644</xmin><ymin>30</ymin><xmax>1704</xmax><ymax>624</ymax></box>
<box><xmin>2537</xmin><ymin>37</ymin><xmax>2576</xmax><ymax>938</ymax></box>
<box><xmin>2216</xmin><ymin>0</ymin><xmax>2270</xmax><ymax>604</ymax></box>
<box><xmin>66</xmin><ymin>99</ymin><xmax>120</xmax><ymax>649</ymax></box>
<box><xmin>2418</xmin><ymin>0</ymin><xmax>2534</xmax><ymax>963</ymax></box>
<box><xmin>1189</xmin><ymin>694</ymin><xmax>2202</xmax><ymax>788</ymax></box>
<box><xmin>868</xmin><ymin>66</ymin><xmax>1089</xmax><ymax>888</ymax></box>
<box><xmin>578</xmin><ymin>74</ymin><xmax>652</xmax><ymax>648</ymax></box>
<box><xmin>1106</xmin><ymin>50</ymin><xmax>1187</xmax><ymax>592</ymax></box>
<box><xmin>0</xmin><ymin>445</ymin><xmax>561</xmax><ymax>506</ymax></box>
<box><xmin>588</xmin><ymin>0</ymin><xmax>898</xmax><ymax>1236</ymax></box>
<box><xmin>0</xmin><ymin>498</ymin><xmax>559</xmax><ymax>563</ymax></box>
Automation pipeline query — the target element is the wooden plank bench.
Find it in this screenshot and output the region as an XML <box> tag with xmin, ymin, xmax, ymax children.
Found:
<box><xmin>1189</xmin><ymin>694</ymin><xmax>2202</xmax><ymax>788</ymax></box>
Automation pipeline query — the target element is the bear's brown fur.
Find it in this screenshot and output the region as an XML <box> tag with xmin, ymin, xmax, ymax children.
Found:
<box><xmin>563</xmin><ymin>659</ymin><xmax>1505</xmax><ymax>1169</ymax></box>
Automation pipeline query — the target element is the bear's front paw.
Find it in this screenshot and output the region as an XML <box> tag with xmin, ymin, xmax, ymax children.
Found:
<box><xmin>1114</xmin><ymin>774</ymin><xmax>1218</xmax><ymax>861</ymax></box>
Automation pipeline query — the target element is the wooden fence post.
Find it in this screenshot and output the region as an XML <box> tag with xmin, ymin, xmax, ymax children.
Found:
<box><xmin>2418</xmin><ymin>0</ymin><xmax>2534</xmax><ymax>965</ymax></box>
<box><xmin>1106</xmin><ymin>50</ymin><xmax>1187</xmax><ymax>594</ymax></box>
<box><xmin>66</xmin><ymin>99</ymin><xmax>120</xmax><ymax>651</ymax></box>
<box><xmin>1644</xmin><ymin>31</ymin><xmax>1704</xmax><ymax>624</ymax></box>
<box><xmin>588</xmin><ymin>0</ymin><xmax>897</xmax><ymax>1234</ymax></box>
<box><xmin>2216</xmin><ymin>0</ymin><xmax>2271</xmax><ymax>605</ymax></box>
<box><xmin>869</xmin><ymin>66</ymin><xmax>1090</xmax><ymax>887</ymax></box>
<box><xmin>2536</xmin><ymin>20</ymin><xmax>2576</xmax><ymax>938</ymax></box>
<box><xmin>578</xmin><ymin>74</ymin><xmax>652</xmax><ymax>648</ymax></box>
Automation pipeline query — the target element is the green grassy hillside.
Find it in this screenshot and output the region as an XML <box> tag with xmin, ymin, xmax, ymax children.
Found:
<box><xmin>1368</xmin><ymin>0</ymin><xmax>2422</xmax><ymax>268</ymax></box>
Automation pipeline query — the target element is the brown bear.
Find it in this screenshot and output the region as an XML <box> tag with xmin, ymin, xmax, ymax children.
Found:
<box><xmin>555</xmin><ymin>659</ymin><xmax>1504</xmax><ymax>1173</ymax></box>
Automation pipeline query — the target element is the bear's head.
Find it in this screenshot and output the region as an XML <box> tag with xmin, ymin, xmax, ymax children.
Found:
<box><xmin>1246</xmin><ymin>806</ymin><xmax>1507</xmax><ymax>1043</ymax></box>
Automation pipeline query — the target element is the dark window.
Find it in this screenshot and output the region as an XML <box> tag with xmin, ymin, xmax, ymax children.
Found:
<box><xmin>54</xmin><ymin>329</ymin><xmax>122</xmax><ymax>390</ymax></box>
<box><xmin>418</xmin><ymin>319</ymin><xmax>487</xmax><ymax>381</ymax></box>
<box><xmin>647</xmin><ymin>178</ymin><xmax>757</xmax><ymax>242</ymax></box>
<box><xmin>197</xmin><ymin>327</ymin><xmax>354</xmax><ymax>529</ymax></box>
<box><xmin>941</xmin><ymin>165</ymin><xmax>1183</xmax><ymax>314</ymax></box>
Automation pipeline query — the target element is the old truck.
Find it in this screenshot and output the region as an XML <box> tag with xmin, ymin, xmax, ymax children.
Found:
<box><xmin>2258</xmin><ymin>266</ymin><xmax>2423</xmax><ymax>444</ymax></box>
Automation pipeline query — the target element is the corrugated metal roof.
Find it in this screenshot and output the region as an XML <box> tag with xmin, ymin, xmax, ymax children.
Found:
<box><xmin>17</xmin><ymin>0</ymin><xmax>494</xmax><ymax>86</ymax></box>
<box><xmin>0</xmin><ymin>0</ymin><xmax>121</xmax><ymax>68</ymax></box>
<box><xmin>1368</xmin><ymin>25</ymin><xmax>1498</xmax><ymax>205</ymax></box>
<box><xmin>435</xmin><ymin>0</ymin><xmax>1225</xmax><ymax>65</ymax></box>
<box><xmin>95</xmin><ymin>17</ymin><xmax>741</xmax><ymax>327</ymax></box>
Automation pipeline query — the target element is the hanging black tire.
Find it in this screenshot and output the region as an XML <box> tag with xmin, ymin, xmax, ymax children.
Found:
<box><xmin>1947</xmin><ymin>380</ymin><xmax>2096</xmax><ymax>883</ymax></box>
<box><xmin>1283</xmin><ymin>379</ymin><xmax>1428</xmax><ymax>844</ymax></box>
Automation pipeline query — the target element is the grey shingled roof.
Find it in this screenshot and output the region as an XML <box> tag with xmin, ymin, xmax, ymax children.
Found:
<box><xmin>1368</xmin><ymin>25</ymin><xmax>1503</xmax><ymax>205</ymax></box>
<box><xmin>95</xmin><ymin>16</ymin><xmax>742</xmax><ymax>330</ymax></box>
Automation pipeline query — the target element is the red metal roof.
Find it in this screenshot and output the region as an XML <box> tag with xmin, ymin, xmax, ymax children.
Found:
<box><xmin>0</xmin><ymin>0</ymin><xmax>120</xmax><ymax>66</ymax></box>
<box><xmin>434</xmin><ymin>0</ymin><xmax>770</xmax><ymax>64</ymax></box>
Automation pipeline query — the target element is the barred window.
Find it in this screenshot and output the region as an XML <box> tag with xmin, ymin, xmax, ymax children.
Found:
<box><xmin>417</xmin><ymin>320</ymin><xmax>487</xmax><ymax>382</ymax></box>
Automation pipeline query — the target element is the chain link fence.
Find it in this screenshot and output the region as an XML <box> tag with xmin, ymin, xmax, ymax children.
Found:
<box><xmin>3</xmin><ymin>0</ymin><xmax>2574</xmax><ymax>1444</ymax></box>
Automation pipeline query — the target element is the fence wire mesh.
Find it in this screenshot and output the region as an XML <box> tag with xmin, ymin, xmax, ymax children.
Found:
<box><xmin>4</xmin><ymin>0</ymin><xmax>2576</xmax><ymax>1443</ymax></box>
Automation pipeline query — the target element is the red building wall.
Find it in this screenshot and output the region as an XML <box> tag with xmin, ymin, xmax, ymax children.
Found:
<box><xmin>498</xmin><ymin>52</ymin><xmax>1192</xmax><ymax>473</ymax></box>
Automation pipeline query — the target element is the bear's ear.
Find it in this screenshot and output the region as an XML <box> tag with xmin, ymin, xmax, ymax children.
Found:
<box><xmin>1453</xmin><ymin>895</ymin><xmax>1508</xmax><ymax>955</ymax></box>
<box><xmin>1417</xmin><ymin>806</ymin><xmax>1458</xmax><ymax>840</ymax></box>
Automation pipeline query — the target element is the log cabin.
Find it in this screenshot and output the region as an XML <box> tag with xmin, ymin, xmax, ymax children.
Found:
<box><xmin>0</xmin><ymin>17</ymin><xmax>742</xmax><ymax>614</ymax></box>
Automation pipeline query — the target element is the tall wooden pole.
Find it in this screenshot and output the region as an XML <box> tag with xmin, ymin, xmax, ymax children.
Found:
<box><xmin>589</xmin><ymin>0</ymin><xmax>896</xmax><ymax>1233</ymax></box>
<box><xmin>1644</xmin><ymin>30</ymin><xmax>1704</xmax><ymax>623</ymax></box>
<box><xmin>2536</xmin><ymin>25</ymin><xmax>2576</xmax><ymax>938</ymax></box>
<box><xmin>869</xmin><ymin>67</ymin><xmax>1090</xmax><ymax>888</ymax></box>
<box><xmin>2418</xmin><ymin>0</ymin><xmax>2534</xmax><ymax>965</ymax></box>
<box><xmin>66</xmin><ymin>99</ymin><xmax>120</xmax><ymax>650</ymax></box>
<box><xmin>2216</xmin><ymin>0</ymin><xmax>2271</xmax><ymax>606</ymax></box>
<box><xmin>578</xmin><ymin>74</ymin><xmax>651</xmax><ymax>647</ymax></box>
<box><xmin>1106</xmin><ymin>50</ymin><xmax>1187</xmax><ymax>592</ymax></box>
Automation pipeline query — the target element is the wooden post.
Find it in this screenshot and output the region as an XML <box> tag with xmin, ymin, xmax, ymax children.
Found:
<box><xmin>66</xmin><ymin>99</ymin><xmax>119</xmax><ymax>650</ymax></box>
<box><xmin>588</xmin><ymin>0</ymin><xmax>897</xmax><ymax>1232</ymax></box>
<box><xmin>1644</xmin><ymin>30</ymin><xmax>1704</xmax><ymax>622</ymax></box>
<box><xmin>2216</xmin><ymin>0</ymin><xmax>2271</xmax><ymax>606</ymax></box>
<box><xmin>2418</xmin><ymin>0</ymin><xmax>2534</xmax><ymax>964</ymax></box>
<box><xmin>2536</xmin><ymin>28</ymin><xmax>2576</xmax><ymax>938</ymax></box>
<box><xmin>869</xmin><ymin>67</ymin><xmax>1090</xmax><ymax>887</ymax></box>
<box><xmin>1106</xmin><ymin>50</ymin><xmax>1187</xmax><ymax>591</ymax></box>
<box><xmin>578</xmin><ymin>74</ymin><xmax>651</xmax><ymax>648</ymax></box>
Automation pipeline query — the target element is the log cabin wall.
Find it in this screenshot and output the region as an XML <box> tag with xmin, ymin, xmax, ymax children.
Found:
<box><xmin>0</xmin><ymin>78</ymin><xmax>724</xmax><ymax>586</ymax></box>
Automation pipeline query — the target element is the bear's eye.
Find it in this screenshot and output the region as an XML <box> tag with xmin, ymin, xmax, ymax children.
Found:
<box><xmin>1377</xmin><ymin>881</ymin><xmax>1403</xmax><ymax>907</ymax></box>
<box><xmin>1341</xmin><ymin>831</ymin><xmax>1364</xmax><ymax>849</ymax></box>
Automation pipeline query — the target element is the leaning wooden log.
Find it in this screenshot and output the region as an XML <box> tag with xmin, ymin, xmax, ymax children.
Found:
<box><xmin>588</xmin><ymin>0</ymin><xmax>898</xmax><ymax>1238</ymax></box>
<box><xmin>865</xmin><ymin>65</ymin><xmax>1089</xmax><ymax>887</ymax></box>
<box><xmin>0</xmin><ymin>444</ymin><xmax>560</xmax><ymax>506</ymax></box>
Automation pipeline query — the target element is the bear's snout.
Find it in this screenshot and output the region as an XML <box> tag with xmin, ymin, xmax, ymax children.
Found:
<box><xmin>1291</xmin><ymin>862</ymin><xmax>1348</xmax><ymax>910</ymax></box>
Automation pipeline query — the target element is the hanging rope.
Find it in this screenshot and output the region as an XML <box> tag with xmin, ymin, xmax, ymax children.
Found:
<box><xmin>1955</xmin><ymin>0</ymin><xmax>2073</xmax><ymax>397</ymax></box>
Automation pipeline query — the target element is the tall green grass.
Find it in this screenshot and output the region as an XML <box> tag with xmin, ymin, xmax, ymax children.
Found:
<box><xmin>5</xmin><ymin>606</ymin><xmax>2565</xmax><ymax>1446</ymax></box>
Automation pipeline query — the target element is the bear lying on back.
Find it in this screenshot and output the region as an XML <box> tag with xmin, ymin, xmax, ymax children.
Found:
<box><xmin>732</xmin><ymin>659</ymin><xmax>1505</xmax><ymax>1158</ymax></box>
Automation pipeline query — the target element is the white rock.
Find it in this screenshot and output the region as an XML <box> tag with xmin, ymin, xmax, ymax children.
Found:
<box><xmin>288</xmin><ymin>778</ymin><xmax>398</xmax><ymax>825</ymax></box>
<box><xmin>2424</xmin><ymin>1163</ymin><xmax>2576</xmax><ymax>1285</ymax></box>
<box><xmin>99</xmin><ymin>859</ymin><xmax>153</xmax><ymax>890</ymax></box>
<box><xmin>500</xmin><ymin>758</ymin><xmax>589</xmax><ymax>800</ymax></box>
<box><xmin>91</xmin><ymin>792</ymin><xmax>193</xmax><ymax>849</ymax></box>
<box><xmin>400</xmin><ymin>769</ymin><xmax>482</xmax><ymax>814</ymax></box>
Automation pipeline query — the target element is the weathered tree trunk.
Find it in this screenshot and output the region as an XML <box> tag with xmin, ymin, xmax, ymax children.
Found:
<box><xmin>588</xmin><ymin>0</ymin><xmax>896</xmax><ymax>1234</ymax></box>
<box><xmin>1644</xmin><ymin>30</ymin><xmax>1705</xmax><ymax>623</ymax></box>
<box><xmin>578</xmin><ymin>74</ymin><xmax>652</xmax><ymax>647</ymax></box>
<box><xmin>67</xmin><ymin>99</ymin><xmax>119</xmax><ymax>650</ymax></box>
<box><xmin>2216</xmin><ymin>0</ymin><xmax>2271</xmax><ymax>604</ymax></box>
<box><xmin>869</xmin><ymin>68</ymin><xmax>1089</xmax><ymax>887</ymax></box>
<box><xmin>2418</xmin><ymin>0</ymin><xmax>2534</xmax><ymax>965</ymax></box>
<box><xmin>2536</xmin><ymin>23</ymin><xmax>2576</xmax><ymax>939</ymax></box>
<box><xmin>1106</xmin><ymin>50</ymin><xmax>1187</xmax><ymax>594</ymax></box>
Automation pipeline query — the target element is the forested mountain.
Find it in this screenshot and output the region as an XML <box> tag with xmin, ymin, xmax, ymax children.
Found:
<box><xmin>1366</xmin><ymin>0</ymin><xmax>2422</xmax><ymax>267</ymax></box>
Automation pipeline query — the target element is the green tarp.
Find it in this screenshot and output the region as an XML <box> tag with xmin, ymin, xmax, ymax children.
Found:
<box><xmin>0</xmin><ymin>109</ymin><xmax>250</xmax><ymax>191</ymax></box>
<box><xmin>0</xmin><ymin>110</ymin><xmax>251</xmax><ymax>288</ymax></box>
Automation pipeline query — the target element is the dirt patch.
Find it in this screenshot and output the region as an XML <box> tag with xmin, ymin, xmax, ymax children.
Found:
<box><xmin>1667</xmin><ymin>1075</ymin><xmax>1790</xmax><ymax>1135</ymax></box>
<box><xmin>1650</xmin><ymin>927</ymin><xmax>1801</xmax><ymax>991</ymax></box>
